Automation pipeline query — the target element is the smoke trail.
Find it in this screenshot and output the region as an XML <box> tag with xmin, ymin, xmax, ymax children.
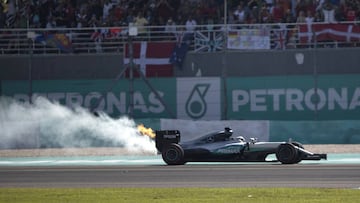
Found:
<box><xmin>0</xmin><ymin>96</ymin><xmax>157</xmax><ymax>154</ymax></box>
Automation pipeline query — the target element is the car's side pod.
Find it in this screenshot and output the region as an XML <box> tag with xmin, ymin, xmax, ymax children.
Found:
<box><xmin>155</xmin><ymin>130</ymin><xmax>181</xmax><ymax>153</ymax></box>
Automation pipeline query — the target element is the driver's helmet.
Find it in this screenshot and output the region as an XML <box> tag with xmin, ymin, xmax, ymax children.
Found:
<box><xmin>236</xmin><ymin>136</ymin><xmax>245</xmax><ymax>142</ymax></box>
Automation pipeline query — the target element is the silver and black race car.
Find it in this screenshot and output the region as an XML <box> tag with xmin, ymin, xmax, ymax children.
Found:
<box><xmin>155</xmin><ymin>127</ymin><xmax>327</xmax><ymax>165</ymax></box>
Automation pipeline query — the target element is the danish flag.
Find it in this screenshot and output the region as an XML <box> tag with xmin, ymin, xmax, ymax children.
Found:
<box><xmin>124</xmin><ymin>41</ymin><xmax>175</xmax><ymax>77</ymax></box>
<box><xmin>298</xmin><ymin>23</ymin><xmax>360</xmax><ymax>43</ymax></box>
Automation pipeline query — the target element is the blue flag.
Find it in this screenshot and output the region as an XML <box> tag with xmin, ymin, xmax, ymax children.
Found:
<box><xmin>169</xmin><ymin>43</ymin><xmax>188</xmax><ymax>69</ymax></box>
<box><xmin>169</xmin><ymin>33</ymin><xmax>190</xmax><ymax>69</ymax></box>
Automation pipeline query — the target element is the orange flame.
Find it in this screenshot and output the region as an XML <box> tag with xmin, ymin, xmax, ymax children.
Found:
<box><xmin>137</xmin><ymin>124</ymin><xmax>156</xmax><ymax>139</ymax></box>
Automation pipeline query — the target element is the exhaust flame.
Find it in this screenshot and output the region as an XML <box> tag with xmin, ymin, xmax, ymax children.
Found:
<box><xmin>0</xmin><ymin>96</ymin><xmax>157</xmax><ymax>155</ymax></box>
<box><xmin>137</xmin><ymin>124</ymin><xmax>156</xmax><ymax>139</ymax></box>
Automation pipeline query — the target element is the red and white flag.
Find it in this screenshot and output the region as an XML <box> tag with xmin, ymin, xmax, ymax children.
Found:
<box><xmin>299</xmin><ymin>23</ymin><xmax>360</xmax><ymax>43</ymax></box>
<box><xmin>124</xmin><ymin>41</ymin><xmax>175</xmax><ymax>77</ymax></box>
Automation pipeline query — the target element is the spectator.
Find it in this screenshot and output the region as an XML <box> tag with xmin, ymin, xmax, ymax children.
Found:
<box><xmin>38</xmin><ymin>0</ymin><xmax>52</xmax><ymax>28</ymax></box>
<box><xmin>177</xmin><ymin>0</ymin><xmax>192</xmax><ymax>22</ymax></box>
<box><xmin>5</xmin><ymin>0</ymin><xmax>16</xmax><ymax>27</ymax></box>
<box><xmin>314</xmin><ymin>10</ymin><xmax>324</xmax><ymax>22</ymax></box>
<box><xmin>272</xmin><ymin>0</ymin><xmax>285</xmax><ymax>23</ymax></box>
<box><xmin>296</xmin><ymin>10</ymin><xmax>307</xmax><ymax>23</ymax></box>
<box><xmin>233</xmin><ymin>3</ymin><xmax>247</xmax><ymax>24</ymax></box>
<box><xmin>29</xmin><ymin>8</ymin><xmax>41</xmax><ymax>28</ymax></box>
<box><xmin>200</xmin><ymin>0</ymin><xmax>218</xmax><ymax>23</ymax></box>
<box><xmin>280</xmin><ymin>0</ymin><xmax>291</xmax><ymax>14</ymax></box>
<box><xmin>53</xmin><ymin>2</ymin><xmax>69</xmax><ymax>28</ymax></box>
<box><xmin>76</xmin><ymin>7</ymin><xmax>88</xmax><ymax>28</ymax></box>
<box><xmin>227</xmin><ymin>8</ymin><xmax>237</xmax><ymax>24</ymax></box>
<box><xmin>343</xmin><ymin>2</ymin><xmax>357</xmax><ymax>21</ymax></box>
<box><xmin>265</xmin><ymin>0</ymin><xmax>274</xmax><ymax>7</ymax></box>
<box><xmin>88</xmin><ymin>14</ymin><xmax>101</xmax><ymax>28</ymax></box>
<box><xmin>259</xmin><ymin>4</ymin><xmax>272</xmax><ymax>23</ymax></box>
<box><xmin>248</xmin><ymin>0</ymin><xmax>260</xmax><ymax>11</ymax></box>
<box><xmin>206</xmin><ymin>17</ymin><xmax>215</xmax><ymax>31</ymax></box>
<box><xmin>147</xmin><ymin>0</ymin><xmax>157</xmax><ymax>12</ymax></box>
<box><xmin>305</xmin><ymin>10</ymin><xmax>315</xmax><ymax>24</ymax></box>
<box><xmin>0</xmin><ymin>3</ymin><xmax>5</xmax><ymax>28</ymax></box>
<box><xmin>296</xmin><ymin>0</ymin><xmax>308</xmax><ymax>17</ymax></box>
<box><xmin>165</xmin><ymin>17</ymin><xmax>176</xmax><ymax>34</ymax></box>
<box><xmin>88</xmin><ymin>0</ymin><xmax>102</xmax><ymax>20</ymax></box>
<box><xmin>145</xmin><ymin>9</ymin><xmax>154</xmax><ymax>25</ymax></box>
<box><xmin>125</xmin><ymin>10</ymin><xmax>135</xmax><ymax>25</ymax></box>
<box><xmin>15</xmin><ymin>10</ymin><xmax>28</xmax><ymax>29</ymax></box>
<box><xmin>174</xmin><ymin>12</ymin><xmax>184</xmax><ymax>25</ymax></box>
<box><xmin>46</xmin><ymin>16</ymin><xmax>56</xmax><ymax>29</ymax></box>
<box><xmin>322</xmin><ymin>0</ymin><xmax>337</xmax><ymax>23</ymax></box>
<box><xmin>284</xmin><ymin>9</ymin><xmax>295</xmax><ymax>23</ymax></box>
<box><xmin>316</xmin><ymin>0</ymin><xmax>325</xmax><ymax>11</ymax></box>
<box><xmin>165</xmin><ymin>17</ymin><xmax>176</xmax><ymax>40</ymax></box>
<box><xmin>103</xmin><ymin>0</ymin><xmax>114</xmax><ymax>20</ymax></box>
<box><xmin>4</xmin><ymin>0</ymin><xmax>360</xmax><ymax>29</ymax></box>
<box><xmin>134</xmin><ymin>11</ymin><xmax>148</xmax><ymax>35</ymax></box>
<box><xmin>307</xmin><ymin>0</ymin><xmax>317</xmax><ymax>16</ymax></box>
<box><xmin>111</xmin><ymin>3</ymin><xmax>124</xmax><ymax>23</ymax></box>
<box><xmin>185</xmin><ymin>15</ymin><xmax>197</xmax><ymax>33</ymax></box>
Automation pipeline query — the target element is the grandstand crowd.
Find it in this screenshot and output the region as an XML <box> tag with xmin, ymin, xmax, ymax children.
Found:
<box><xmin>0</xmin><ymin>0</ymin><xmax>359</xmax><ymax>29</ymax></box>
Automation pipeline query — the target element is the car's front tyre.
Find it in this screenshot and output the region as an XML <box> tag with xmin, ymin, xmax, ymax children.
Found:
<box><xmin>276</xmin><ymin>143</ymin><xmax>299</xmax><ymax>164</ymax></box>
<box><xmin>162</xmin><ymin>143</ymin><xmax>185</xmax><ymax>165</ymax></box>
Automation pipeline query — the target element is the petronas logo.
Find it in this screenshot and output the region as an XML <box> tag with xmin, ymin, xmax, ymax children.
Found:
<box><xmin>185</xmin><ymin>84</ymin><xmax>210</xmax><ymax>119</ymax></box>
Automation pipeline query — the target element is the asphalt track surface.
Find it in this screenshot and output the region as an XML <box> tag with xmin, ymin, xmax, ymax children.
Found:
<box><xmin>1</xmin><ymin>164</ymin><xmax>360</xmax><ymax>188</ymax></box>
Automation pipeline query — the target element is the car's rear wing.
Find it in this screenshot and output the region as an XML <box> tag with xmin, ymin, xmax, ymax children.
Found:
<box><xmin>155</xmin><ymin>130</ymin><xmax>180</xmax><ymax>152</ymax></box>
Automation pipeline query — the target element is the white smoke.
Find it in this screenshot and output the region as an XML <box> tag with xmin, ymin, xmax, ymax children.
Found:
<box><xmin>0</xmin><ymin>96</ymin><xmax>157</xmax><ymax>154</ymax></box>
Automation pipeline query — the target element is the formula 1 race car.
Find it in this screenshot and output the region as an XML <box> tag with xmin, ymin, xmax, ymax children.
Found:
<box><xmin>155</xmin><ymin>127</ymin><xmax>327</xmax><ymax>165</ymax></box>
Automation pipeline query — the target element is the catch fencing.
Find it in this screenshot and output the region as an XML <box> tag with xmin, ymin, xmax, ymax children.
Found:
<box><xmin>1</xmin><ymin>21</ymin><xmax>360</xmax><ymax>55</ymax></box>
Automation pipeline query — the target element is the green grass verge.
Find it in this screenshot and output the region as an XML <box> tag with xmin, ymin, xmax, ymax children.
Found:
<box><xmin>0</xmin><ymin>188</ymin><xmax>359</xmax><ymax>203</ymax></box>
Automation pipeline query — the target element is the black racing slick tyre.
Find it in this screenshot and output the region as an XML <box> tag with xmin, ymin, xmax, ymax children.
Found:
<box><xmin>276</xmin><ymin>143</ymin><xmax>299</xmax><ymax>164</ymax></box>
<box><xmin>291</xmin><ymin>141</ymin><xmax>304</xmax><ymax>164</ymax></box>
<box><xmin>162</xmin><ymin>143</ymin><xmax>185</xmax><ymax>165</ymax></box>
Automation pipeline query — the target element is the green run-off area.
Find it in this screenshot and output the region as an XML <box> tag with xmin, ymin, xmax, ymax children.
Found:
<box><xmin>0</xmin><ymin>188</ymin><xmax>359</xmax><ymax>203</ymax></box>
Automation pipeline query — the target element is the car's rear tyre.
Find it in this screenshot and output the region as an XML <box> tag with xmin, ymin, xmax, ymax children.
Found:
<box><xmin>162</xmin><ymin>143</ymin><xmax>185</xmax><ymax>165</ymax></box>
<box><xmin>276</xmin><ymin>143</ymin><xmax>298</xmax><ymax>164</ymax></box>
